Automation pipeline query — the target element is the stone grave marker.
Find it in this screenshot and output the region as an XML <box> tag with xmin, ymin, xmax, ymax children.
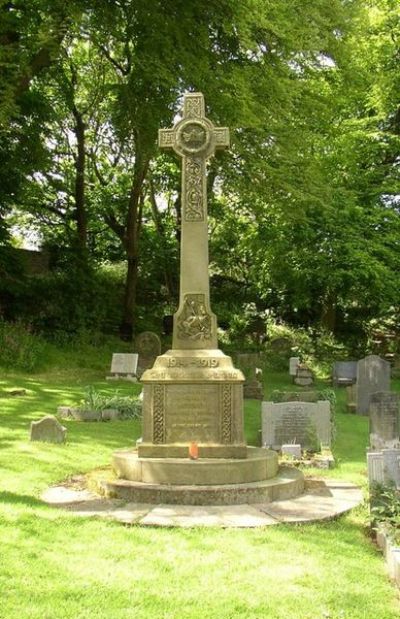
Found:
<box><xmin>346</xmin><ymin>384</ymin><xmax>357</xmax><ymax>413</ymax></box>
<box><xmin>367</xmin><ymin>448</ymin><xmax>400</xmax><ymax>488</ymax></box>
<box><xmin>281</xmin><ymin>444</ymin><xmax>302</xmax><ymax>458</ymax></box>
<box><xmin>356</xmin><ymin>355</ymin><xmax>390</xmax><ymax>415</ymax></box>
<box><xmin>367</xmin><ymin>452</ymin><xmax>385</xmax><ymax>485</ymax></box>
<box><xmin>369</xmin><ymin>391</ymin><xmax>400</xmax><ymax>450</ymax></box>
<box><xmin>332</xmin><ymin>361</ymin><xmax>357</xmax><ymax>387</ymax></box>
<box><xmin>294</xmin><ymin>365</ymin><xmax>314</xmax><ymax>387</ymax></box>
<box><xmin>261</xmin><ymin>400</ymin><xmax>331</xmax><ymax>450</ymax></box>
<box><xmin>106</xmin><ymin>353</ymin><xmax>138</xmax><ymax>382</ymax></box>
<box><xmin>271</xmin><ymin>390</ymin><xmax>319</xmax><ymax>403</ymax></box>
<box><xmin>383</xmin><ymin>448</ymin><xmax>400</xmax><ymax>488</ymax></box>
<box><xmin>289</xmin><ymin>357</ymin><xmax>300</xmax><ymax>378</ymax></box>
<box><xmin>235</xmin><ymin>353</ymin><xmax>263</xmax><ymax>400</ymax></box>
<box><xmin>30</xmin><ymin>416</ymin><xmax>66</xmax><ymax>443</ymax></box>
<box><xmin>135</xmin><ymin>331</ymin><xmax>162</xmax><ymax>378</ymax></box>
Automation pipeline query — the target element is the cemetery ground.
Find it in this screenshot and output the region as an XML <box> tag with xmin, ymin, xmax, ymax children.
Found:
<box><xmin>1</xmin><ymin>360</ymin><xmax>400</xmax><ymax>619</ymax></box>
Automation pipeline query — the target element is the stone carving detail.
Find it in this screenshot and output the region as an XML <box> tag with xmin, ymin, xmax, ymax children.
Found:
<box><xmin>177</xmin><ymin>294</ymin><xmax>212</xmax><ymax>341</ymax></box>
<box><xmin>153</xmin><ymin>385</ymin><xmax>165</xmax><ymax>443</ymax></box>
<box><xmin>159</xmin><ymin>129</ymin><xmax>174</xmax><ymax>147</ymax></box>
<box><xmin>221</xmin><ymin>385</ymin><xmax>232</xmax><ymax>443</ymax></box>
<box><xmin>185</xmin><ymin>95</ymin><xmax>202</xmax><ymax>118</ymax></box>
<box><xmin>184</xmin><ymin>157</ymin><xmax>204</xmax><ymax>221</ymax></box>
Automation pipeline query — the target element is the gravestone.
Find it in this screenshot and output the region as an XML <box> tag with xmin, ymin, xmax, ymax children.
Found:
<box><xmin>271</xmin><ymin>391</ymin><xmax>319</xmax><ymax>403</ymax></box>
<box><xmin>138</xmin><ymin>92</ymin><xmax>245</xmax><ymax>459</ymax></box>
<box><xmin>106</xmin><ymin>353</ymin><xmax>138</xmax><ymax>382</ymax></box>
<box><xmin>281</xmin><ymin>444</ymin><xmax>302</xmax><ymax>458</ymax></box>
<box><xmin>261</xmin><ymin>400</ymin><xmax>331</xmax><ymax>450</ymax></box>
<box><xmin>346</xmin><ymin>384</ymin><xmax>357</xmax><ymax>413</ymax></box>
<box><xmin>356</xmin><ymin>355</ymin><xmax>390</xmax><ymax>415</ymax></box>
<box><xmin>30</xmin><ymin>416</ymin><xmax>66</xmax><ymax>443</ymax></box>
<box><xmin>332</xmin><ymin>361</ymin><xmax>357</xmax><ymax>387</ymax></box>
<box><xmin>243</xmin><ymin>367</ymin><xmax>263</xmax><ymax>400</ymax></box>
<box><xmin>383</xmin><ymin>449</ymin><xmax>400</xmax><ymax>488</ymax></box>
<box><xmin>294</xmin><ymin>365</ymin><xmax>314</xmax><ymax>387</ymax></box>
<box><xmin>289</xmin><ymin>357</ymin><xmax>300</xmax><ymax>378</ymax></box>
<box><xmin>135</xmin><ymin>331</ymin><xmax>162</xmax><ymax>378</ymax></box>
<box><xmin>367</xmin><ymin>452</ymin><xmax>385</xmax><ymax>485</ymax></box>
<box><xmin>369</xmin><ymin>392</ymin><xmax>400</xmax><ymax>450</ymax></box>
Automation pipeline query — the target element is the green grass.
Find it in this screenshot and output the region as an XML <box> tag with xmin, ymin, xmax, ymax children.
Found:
<box><xmin>1</xmin><ymin>365</ymin><xmax>400</xmax><ymax>619</ymax></box>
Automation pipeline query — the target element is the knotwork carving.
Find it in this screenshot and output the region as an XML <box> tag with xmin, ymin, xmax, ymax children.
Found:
<box><xmin>221</xmin><ymin>385</ymin><xmax>232</xmax><ymax>443</ymax></box>
<box><xmin>153</xmin><ymin>385</ymin><xmax>165</xmax><ymax>443</ymax></box>
<box><xmin>185</xmin><ymin>96</ymin><xmax>202</xmax><ymax>118</ymax></box>
<box><xmin>177</xmin><ymin>294</ymin><xmax>212</xmax><ymax>341</ymax></box>
<box><xmin>184</xmin><ymin>157</ymin><xmax>204</xmax><ymax>221</ymax></box>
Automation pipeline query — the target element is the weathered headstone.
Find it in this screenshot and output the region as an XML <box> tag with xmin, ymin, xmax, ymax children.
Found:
<box><xmin>332</xmin><ymin>361</ymin><xmax>357</xmax><ymax>387</ymax></box>
<box><xmin>367</xmin><ymin>451</ymin><xmax>385</xmax><ymax>485</ymax></box>
<box><xmin>271</xmin><ymin>391</ymin><xmax>319</xmax><ymax>403</ymax></box>
<box><xmin>383</xmin><ymin>448</ymin><xmax>400</xmax><ymax>488</ymax></box>
<box><xmin>106</xmin><ymin>353</ymin><xmax>138</xmax><ymax>382</ymax></box>
<box><xmin>138</xmin><ymin>92</ymin><xmax>246</xmax><ymax>458</ymax></box>
<box><xmin>30</xmin><ymin>416</ymin><xmax>66</xmax><ymax>443</ymax></box>
<box><xmin>289</xmin><ymin>357</ymin><xmax>300</xmax><ymax>378</ymax></box>
<box><xmin>356</xmin><ymin>355</ymin><xmax>390</xmax><ymax>415</ymax></box>
<box><xmin>367</xmin><ymin>448</ymin><xmax>400</xmax><ymax>488</ymax></box>
<box><xmin>261</xmin><ymin>400</ymin><xmax>331</xmax><ymax>450</ymax></box>
<box><xmin>135</xmin><ymin>331</ymin><xmax>162</xmax><ymax>378</ymax></box>
<box><xmin>281</xmin><ymin>444</ymin><xmax>302</xmax><ymax>458</ymax></box>
<box><xmin>294</xmin><ymin>365</ymin><xmax>314</xmax><ymax>387</ymax></box>
<box><xmin>57</xmin><ymin>406</ymin><xmax>73</xmax><ymax>419</ymax></box>
<box><xmin>243</xmin><ymin>367</ymin><xmax>263</xmax><ymax>400</ymax></box>
<box><xmin>369</xmin><ymin>392</ymin><xmax>400</xmax><ymax>450</ymax></box>
<box><xmin>346</xmin><ymin>384</ymin><xmax>357</xmax><ymax>413</ymax></box>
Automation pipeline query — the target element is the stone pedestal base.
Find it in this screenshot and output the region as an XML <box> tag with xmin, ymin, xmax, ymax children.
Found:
<box><xmin>102</xmin><ymin>462</ymin><xmax>304</xmax><ymax>506</ymax></box>
<box><xmin>139</xmin><ymin>349</ymin><xmax>245</xmax><ymax>459</ymax></box>
<box><xmin>113</xmin><ymin>446</ymin><xmax>278</xmax><ymax>485</ymax></box>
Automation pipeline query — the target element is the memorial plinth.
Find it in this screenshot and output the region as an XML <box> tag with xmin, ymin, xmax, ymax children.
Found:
<box><xmin>109</xmin><ymin>93</ymin><xmax>304</xmax><ymax>504</ymax></box>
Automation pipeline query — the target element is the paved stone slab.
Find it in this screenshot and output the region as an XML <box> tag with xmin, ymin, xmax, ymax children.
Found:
<box><xmin>256</xmin><ymin>480</ymin><xmax>362</xmax><ymax>523</ymax></box>
<box><xmin>140</xmin><ymin>504</ymin><xmax>278</xmax><ymax>527</ymax></box>
<box><xmin>40</xmin><ymin>477</ymin><xmax>362</xmax><ymax>527</ymax></box>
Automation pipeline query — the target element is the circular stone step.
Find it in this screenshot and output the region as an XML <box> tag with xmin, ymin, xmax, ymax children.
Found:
<box><xmin>113</xmin><ymin>446</ymin><xmax>279</xmax><ymax>486</ymax></box>
<box><xmin>99</xmin><ymin>466</ymin><xmax>304</xmax><ymax>506</ymax></box>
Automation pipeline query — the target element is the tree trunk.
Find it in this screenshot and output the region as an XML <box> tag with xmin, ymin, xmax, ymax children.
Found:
<box><xmin>72</xmin><ymin>107</ymin><xmax>87</xmax><ymax>252</ymax></box>
<box><xmin>119</xmin><ymin>159</ymin><xmax>148</xmax><ymax>340</ymax></box>
<box><xmin>321</xmin><ymin>292</ymin><xmax>337</xmax><ymax>333</ymax></box>
<box><xmin>149</xmin><ymin>174</ymin><xmax>174</xmax><ymax>302</ymax></box>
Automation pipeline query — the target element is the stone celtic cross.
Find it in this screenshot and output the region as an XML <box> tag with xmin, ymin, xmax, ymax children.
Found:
<box><xmin>159</xmin><ymin>92</ymin><xmax>230</xmax><ymax>350</ymax></box>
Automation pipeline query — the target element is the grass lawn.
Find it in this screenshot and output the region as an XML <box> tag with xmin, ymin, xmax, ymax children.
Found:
<box><xmin>1</xmin><ymin>365</ymin><xmax>400</xmax><ymax>619</ymax></box>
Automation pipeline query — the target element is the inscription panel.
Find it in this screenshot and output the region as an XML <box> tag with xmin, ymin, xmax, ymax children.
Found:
<box><xmin>261</xmin><ymin>401</ymin><xmax>331</xmax><ymax>449</ymax></box>
<box><xmin>165</xmin><ymin>384</ymin><xmax>219</xmax><ymax>443</ymax></box>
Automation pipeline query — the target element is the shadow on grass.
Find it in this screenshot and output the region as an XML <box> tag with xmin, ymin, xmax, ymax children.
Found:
<box><xmin>0</xmin><ymin>490</ymin><xmax>46</xmax><ymax>507</ymax></box>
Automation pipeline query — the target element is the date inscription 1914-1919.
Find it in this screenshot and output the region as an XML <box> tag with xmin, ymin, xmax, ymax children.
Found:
<box><xmin>168</xmin><ymin>358</ymin><xmax>219</xmax><ymax>368</ymax></box>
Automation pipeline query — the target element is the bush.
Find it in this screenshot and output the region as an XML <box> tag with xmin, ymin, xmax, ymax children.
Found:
<box><xmin>0</xmin><ymin>320</ymin><xmax>46</xmax><ymax>371</ymax></box>
<box><xmin>370</xmin><ymin>484</ymin><xmax>400</xmax><ymax>543</ymax></box>
<box><xmin>77</xmin><ymin>386</ymin><xmax>142</xmax><ymax>419</ymax></box>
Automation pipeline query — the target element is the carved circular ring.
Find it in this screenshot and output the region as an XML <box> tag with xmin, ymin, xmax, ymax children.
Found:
<box><xmin>175</xmin><ymin>119</ymin><xmax>212</xmax><ymax>156</ymax></box>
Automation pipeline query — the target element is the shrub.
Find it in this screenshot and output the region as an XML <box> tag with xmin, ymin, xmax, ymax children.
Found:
<box><xmin>370</xmin><ymin>483</ymin><xmax>400</xmax><ymax>543</ymax></box>
<box><xmin>77</xmin><ymin>386</ymin><xmax>142</xmax><ymax>419</ymax></box>
<box><xmin>0</xmin><ymin>320</ymin><xmax>46</xmax><ymax>371</ymax></box>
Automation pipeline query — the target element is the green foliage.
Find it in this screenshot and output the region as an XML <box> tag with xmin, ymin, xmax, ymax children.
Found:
<box><xmin>0</xmin><ymin>320</ymin><xmax>46</xmax><ymax>371</ymax></box>
<box><xmin>78</xmin><ymin>385</ymin><xmax>142</xmax><ymax>419</ymax></box>
<box><xmin>370</xmin><ymin>484</ymin><xmax>400</xmax><ymax>542</ymax></box>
